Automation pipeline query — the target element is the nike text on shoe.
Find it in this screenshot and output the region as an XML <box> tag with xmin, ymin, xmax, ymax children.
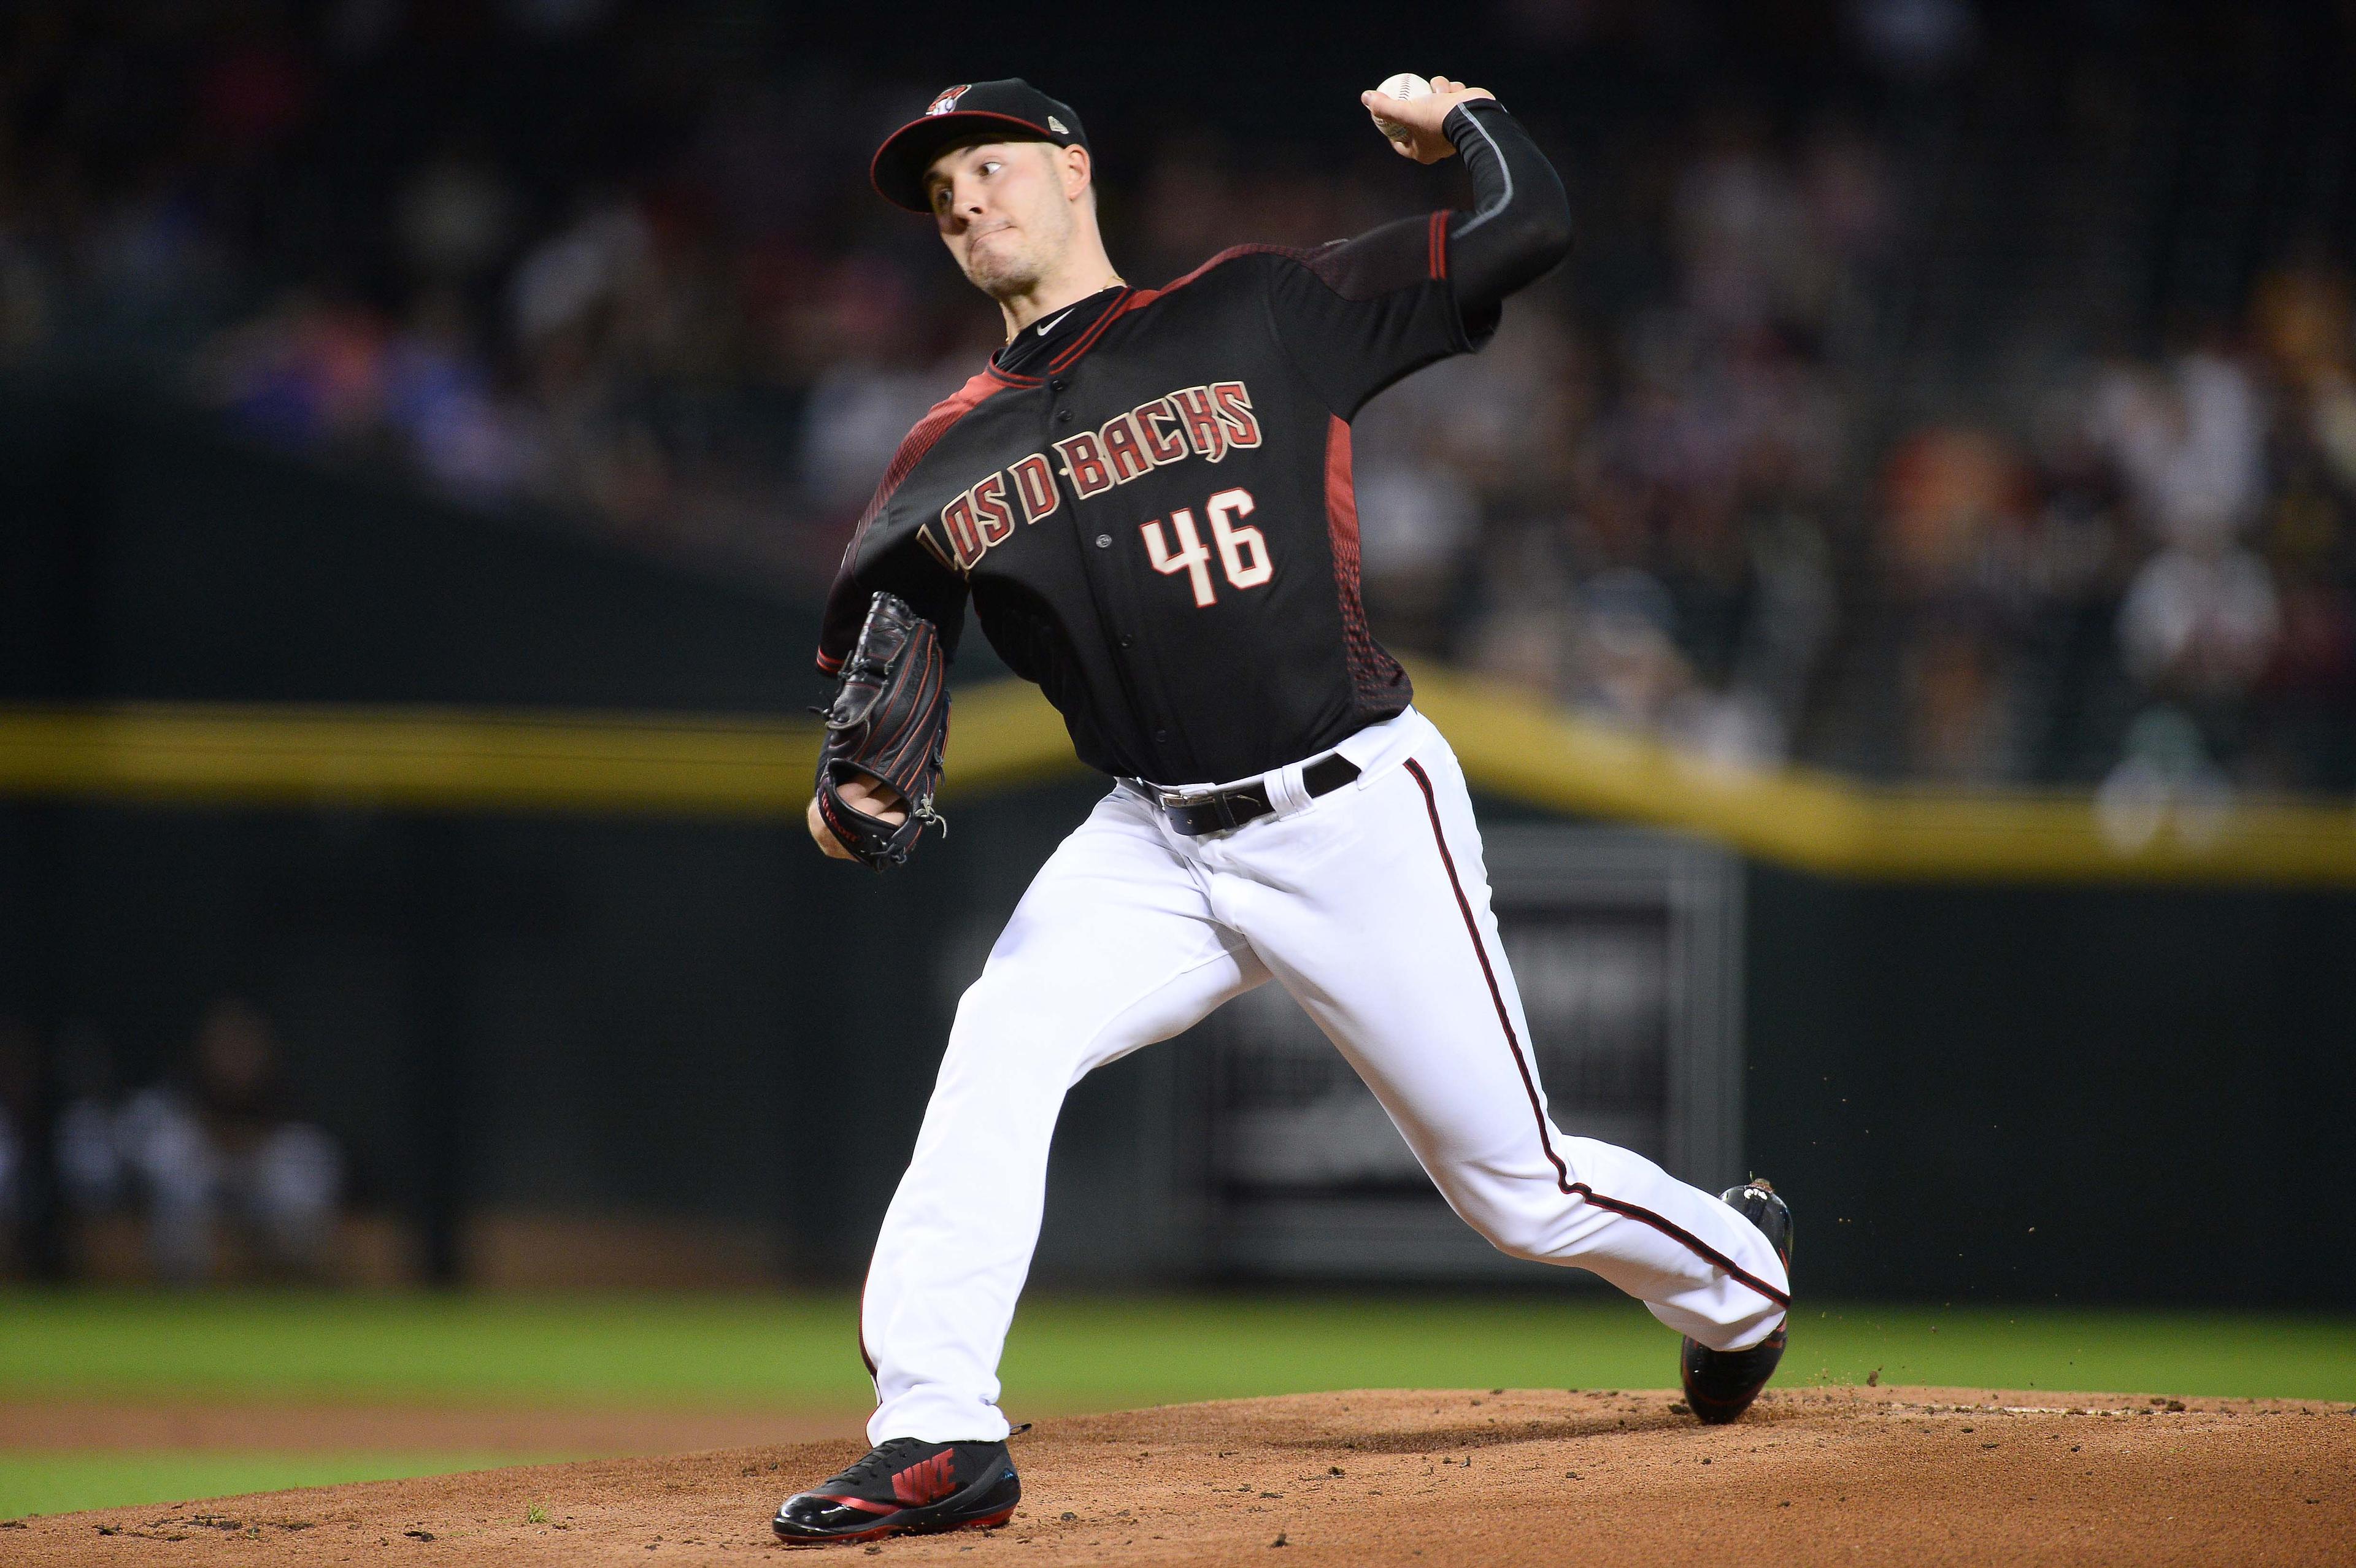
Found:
<box><xmin>772</xmin><ymin>1437</ymin><xmax>1019</xmax><ymax>1545</ymax></box>
<box><xmin>1679</xmin><ymin>1179</ymin><xmax>1794</xmax><ymax>1425</ymax></box>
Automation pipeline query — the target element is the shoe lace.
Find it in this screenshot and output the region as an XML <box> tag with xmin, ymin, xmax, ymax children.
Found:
<box><xmin>834</xmin><ymin>1439</ymin><xmax>928</xmax><ymax>1488</ymax></box>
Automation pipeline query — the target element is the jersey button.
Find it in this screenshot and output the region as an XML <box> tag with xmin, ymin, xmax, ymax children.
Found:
<box><xmin>1095</xmin><ymin>534</ymin><xmax>1111</xmax><ymax>548</ymax></box>
<box><xmin>1153</xmin><ymin>729</ymin><xmax>1169</xmax><ymax>743</ymax></box>
<box><xmin>1118</xmin><ymin>635</ymin><xmax>1134</xmax><ymax>648</ymax></box>
<box><xmin>1056</xmin><ymin>408</ymin><xmax>1074</xmax><ymax>423</ymax></box>
<box><xmin>1049</xmin><ymin>377</ymin><xmax>1069</xmax><ymax>391</ymax></box>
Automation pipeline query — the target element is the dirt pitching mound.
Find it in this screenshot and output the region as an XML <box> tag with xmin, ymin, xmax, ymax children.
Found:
<box><xmin>12</xmin><ymin>1386</ymin><xmax>2353</xmax><ymax>1567</ymax></box>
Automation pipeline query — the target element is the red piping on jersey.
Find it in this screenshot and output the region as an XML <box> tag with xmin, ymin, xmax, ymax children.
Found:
<box><xmin>1399</xmin><ymin>757</ymin><xmax>1792</xmax><ymax>1313</ymax></box>
<box><xmin>1044</xmin><ymin>285</ymin><xmax>1134</xmax><ymax>372</ymax></box>
<box><xmin>1032</xmin><ymin>221</ymin><xmax>1456</xmax><ymax>376</ymax></box>
<box><xmin>1323</xmin><ymin>416</ymin><xmax>1398</xmax><ymax>708</ymax></box>
<box><xmin>1323</xmin><ymin>418</ymin><xmax>1362</xmax><ymax>603</ymax></box>
<box><xmin>817</xmin><ymin>371</ymin><xmax>1008</xmax><ymax>674</ymax></box>
<box><xmin>1115</xmin><ymin>246</ymin><xmax>1281</xmax><ymax>316</ymax></box>
<box><xmin>1032</xmin><ymin>247</ymin><xmax>1293</xmax><ymax>376</ymax></box>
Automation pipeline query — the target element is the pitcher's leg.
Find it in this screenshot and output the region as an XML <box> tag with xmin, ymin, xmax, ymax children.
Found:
<box><xmin>862</xmin><ymin>792</ymin><xmax>1265</xmax><ymax>1443</ymax></box>
<box><xmin>1225</xmin><ymin>732</ymin><xmax>1787</xmax><ymax>1351</ymax></box>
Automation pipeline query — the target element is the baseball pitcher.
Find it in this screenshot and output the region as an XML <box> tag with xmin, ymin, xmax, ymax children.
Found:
<box><xmin>777</xmin><ymin>74</ymin><xmax>1794</xmax><ymax>1545</ymax></box>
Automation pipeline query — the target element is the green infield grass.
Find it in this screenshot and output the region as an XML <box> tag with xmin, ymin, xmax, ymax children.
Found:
<box><xmin>0</xmin><ymin>1453</ymin><xmax>534</xmax><ymax>1522</ymax></box>
<box><xmin>4</xmin><ymin>1288</ymin><xmax>2350</xmax><ymax>1516</ymax></box>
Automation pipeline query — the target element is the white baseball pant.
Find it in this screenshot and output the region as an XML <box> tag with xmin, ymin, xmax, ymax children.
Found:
<box><xmin>860</xmin><ymin>705</ymin><xmax>1790</xmax><ymax>1443</ymax></box>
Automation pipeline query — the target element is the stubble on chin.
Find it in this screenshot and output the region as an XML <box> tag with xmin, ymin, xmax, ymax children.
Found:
<box><xmin>962</xmin><ymin>232</ymin><xmax>1042</xmax><ymax>301</ymax></box>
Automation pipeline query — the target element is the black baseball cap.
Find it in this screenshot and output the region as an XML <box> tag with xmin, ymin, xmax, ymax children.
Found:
<box><xmin>871</xmin><ymin>79</ymin><xmax>1090</xmax><ymax>213</ymax></box>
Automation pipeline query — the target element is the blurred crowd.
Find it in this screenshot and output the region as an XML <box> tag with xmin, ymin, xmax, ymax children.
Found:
<box><xmin>1875</xmin><ymin>282</ymin><xmax>2356</xmax><ymax>805</ymax></box>
<box><xmin>0</xmin><ymin>999</ymin><xmax>344</xmax><ymax>1282</ymax></box>
<box><xmin>2</xmin><ymin>2</ymin><xmax>2350</xmax><ymax>791</ymax></box>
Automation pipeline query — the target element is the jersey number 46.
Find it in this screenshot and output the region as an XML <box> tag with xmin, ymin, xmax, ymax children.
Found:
<box><xmin>1139</xmin><ymin>488</ymin><xmax>1271</xmax><ymax>608</ymax></box>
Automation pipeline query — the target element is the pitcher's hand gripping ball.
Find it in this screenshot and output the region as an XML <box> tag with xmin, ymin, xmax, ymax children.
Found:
<box><xmin>1364</xmin><ymin>73</ymin><xmax>1495</xmax><ymax>164</ymax></box>
<box><xmin>1368</xmin><ymin>72</ymin><xmax>1432</xmax><ymax>144</ymax></box>
<box><xmin>815</xmin><ymin>591</ymin><xmax>949</xmax><ymax>869</ymax></box>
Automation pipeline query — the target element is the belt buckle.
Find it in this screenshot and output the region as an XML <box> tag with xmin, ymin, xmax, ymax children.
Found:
<box><xmin>1150</xmin><ymin>780</ymin><xmax>1241</xmax><ymax>834</ymax></box>
<box><xmin>1157</xmin><ymin>783</ymin><xmax>1215</xmax><ymax>813</ymax></box>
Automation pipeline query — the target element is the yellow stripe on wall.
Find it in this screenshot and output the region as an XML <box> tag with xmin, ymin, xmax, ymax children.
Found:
<box><xmin>0</xmin><ymin>704</ymin><xmax>828</xmax><ymax>818</ymax></box>
<box><xmin>2</xmin><ymin>670</ymin><xmax>2352</xmax><ymax>885</ymax></box>
<box><xmin>0</xmin><ymin>683</ymin><xmax>1080</xmax><ymax>818</ymax></box>
<box><xmin>1403</xmin><ymin>666</ymin><xmax>2356</xmax><ymax>886</ymax></box>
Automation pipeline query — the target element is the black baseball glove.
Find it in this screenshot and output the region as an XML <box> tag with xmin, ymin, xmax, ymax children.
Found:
<box><xmin>814</xmin><ymin>591</ymin><xmax>949</xmax><ymax>869</ymax></box>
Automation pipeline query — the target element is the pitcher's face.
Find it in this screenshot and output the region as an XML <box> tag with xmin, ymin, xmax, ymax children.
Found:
<box><xmin>926</xmin><ymin>140</ymin><xmax>1083</xmax><ymax>300</ymax></box>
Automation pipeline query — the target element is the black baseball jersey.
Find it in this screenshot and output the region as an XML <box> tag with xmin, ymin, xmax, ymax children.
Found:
<box><xmin>818</xmin><ymin>102</ymin><xmax>1565</xmax><ymax>786</ymax></box>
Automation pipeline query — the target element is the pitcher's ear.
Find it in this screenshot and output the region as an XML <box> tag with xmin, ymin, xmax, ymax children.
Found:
<box><xmin>1061</xmin><ymin>142</ymin><xmax>1093</xmax><ymax>201</ymax></box>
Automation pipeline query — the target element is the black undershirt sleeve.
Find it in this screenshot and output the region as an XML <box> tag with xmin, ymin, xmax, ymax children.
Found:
<box><xmin>1442</xmin><ymin>99</ymin><xmax>1573</xmax><ymax>337</ymax></box>
<box><xmin>1261</xmin><ymin>99</ymin><xmax>1571</xmax><ymax>418</ymax></box>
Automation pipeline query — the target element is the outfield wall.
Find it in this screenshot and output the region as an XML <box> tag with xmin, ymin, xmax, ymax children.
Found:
<box><xmin>1742</xmin><ymin>868</ymin><xmax>2356</xmax><ymax>1305</ymax></box>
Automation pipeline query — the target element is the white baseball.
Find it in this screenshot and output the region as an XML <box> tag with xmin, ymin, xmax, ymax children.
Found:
<box><xmin>1371</xmin><ymin>72</ymin><xmax>1433</xmax><ymax>142</ymax></box>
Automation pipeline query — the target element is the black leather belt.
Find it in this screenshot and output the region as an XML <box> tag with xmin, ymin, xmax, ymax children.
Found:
<box><xmin>1134</xmin><ymin>753</ymin><xmax>1360</xmax><ymax>836</ymax></box>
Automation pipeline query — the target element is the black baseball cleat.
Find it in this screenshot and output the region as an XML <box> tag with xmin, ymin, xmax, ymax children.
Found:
<box><xmin>1679</xmin><ymin>1179</ymin><xmax>1794</xmax><ymax>1425</ymax></box>
<box><xmin>771</xmin><ymin>1437</ymin><xmax>1019</xmax><ymax>1545</ymax></box>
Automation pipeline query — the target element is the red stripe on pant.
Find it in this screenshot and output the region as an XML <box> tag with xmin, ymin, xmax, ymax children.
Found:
<box><xmin>1400</xmin><ymin>758</ymin><xmax>1790</xmax><ymax>1313</ymax></box>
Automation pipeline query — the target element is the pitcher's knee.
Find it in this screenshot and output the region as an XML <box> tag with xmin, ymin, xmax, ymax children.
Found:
<box><xmin>1452</xmin><ymin>1190</ymin><xmax>1563</xmax><ymax>1262</ymax></box>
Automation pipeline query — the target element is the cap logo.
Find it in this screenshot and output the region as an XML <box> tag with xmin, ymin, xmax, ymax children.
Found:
<box><xmin>1047</xmin><ymin>115</ymin><xmax>1069</xmax><ymax>134</ymax></box>
<box><xmin>926</xmin><ymin>85</ymin><xmax>971</xmax><ymax>117</ymax></box>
